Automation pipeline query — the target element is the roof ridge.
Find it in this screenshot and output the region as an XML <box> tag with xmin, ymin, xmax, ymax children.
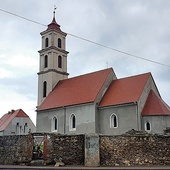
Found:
<box><xmin>94</xmin><ymin>68</ymin><xmax>114</xmax><ymax>102</ymax></box>
<box><xmin>118</xmin><ymin>72</ymin><xmax>151</xmax><ymax>81</ymax></box>
<box><xmin>65</xmin><ymin>68</ymin><xmax>113</xmax><ymax>81</ymax></box>
<box><xmin>0</xmin><ymin>109</ymin><xmax>29</xmax><ymax>131</ymax></box>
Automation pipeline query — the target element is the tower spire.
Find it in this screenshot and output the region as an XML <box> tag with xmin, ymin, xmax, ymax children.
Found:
<box><xmin>47</xmin><ymin>5</ymin><xmax>61</xmax><ymax>31</ymax></box>
<box><xmin>53</xmin><ymin>5</ymin><xmax>57</xmax><ymax>18</ymax></box>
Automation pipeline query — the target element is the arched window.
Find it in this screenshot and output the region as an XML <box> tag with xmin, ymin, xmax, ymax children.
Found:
<box><xmin>70</xmin><ymin>114</ymin><xmax>76</xmax><ymax>131</ymax></box>
<box><xmin>24</xmin><ymin>123</ymin><xmax>28</xmax><ymax>134</ymax></box>
<box><xmin>145</xmin><ymin>121</ymin><xmax>151</xmax><ymax>131</ymax></box>
<box><xmin>51</xmin><ymin>116</ymin><xmax>58</xmax><ymax>132</ymax></box>
<box><xmin>58</xmin><ymin>38</ymin><xmax>61</xmax><ymax>48</ymax></box>
<box><xmin>58</xmin><ymin>55</ymin><xmax>62</xmax><ymax>68</ymax></box>
<box><xmin>16</xmin><ymin>122</ymin><xmax>20</xmax><ymax>135</ymax></box>
<box><xmin>110</xmin><ymin>114</ymin><xmax>118</xmax><ymax>128</ymax></box>
<box><xmin>44</xmin><ymin>55</ymin><xmax>48</xmax><ymax>68</ymax></box>
<box><xmin>43</xmin><ymin>81</ymin><xmax>47</xmax><ymax>98</ymax></box>
<box><xmin>45</xmin><ymin>38</ymin><xmax>49</xmax><ymax>47</ymax></box>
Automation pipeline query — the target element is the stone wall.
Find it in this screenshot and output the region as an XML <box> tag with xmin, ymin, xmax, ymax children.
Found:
<box><xmin>0</xmin><ymin>134</ymin><xmax>84</xmax><ymax>166</ymax></box>
<box><xmin>0</xmin><ymin>135</ymin><xmax>32</xmax><ymax>165</ymax></box>
<box><xmin>100</xmin><ymin>133</ymin><xmax>170</xmax><ymax>166</ymax></box>
<box><xmin>46</xmin><ymin>134</ymin><xmax>84</xmax><ymax>165</ymax></box>
<box><xmin>0</xmin><ymin>132</ymin><xmax>169</xmax><ymax>167</ymax></box>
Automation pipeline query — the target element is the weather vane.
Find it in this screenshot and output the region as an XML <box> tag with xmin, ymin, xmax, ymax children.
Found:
<box><xmin>53</xmin><ymin>5</ymin><xmax>57</xmax><ymax>17</ymax></box>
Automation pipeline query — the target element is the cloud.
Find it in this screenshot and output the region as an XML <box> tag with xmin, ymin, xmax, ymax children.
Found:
<box><xmin>0</xmin><ymin>0</ymin><xmax>170</xmax><ymax>125</ymax></box>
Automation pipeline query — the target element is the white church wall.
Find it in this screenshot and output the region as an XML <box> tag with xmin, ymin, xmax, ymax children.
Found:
<box><xmin>36</xmin><ymin>103</ymin><xmax>96</xmax><ymax>134</ymax></box>
<box><xmin>36</xmin><ymin>108</ymin><xmax>65</xmax><ymax>133</ymax></box>
<box><xmin>98</xmin><ymin>103</ymin><xmax>138</xmax><ymax>135</ymax></box>
<box><xmin>142</xmin><ymin>116</ymin><xmax>170</xmax><ymax>134</ymax></box>
<box><xmin>65</xmin><ymin>103</ymin><xmax>96</xmax><ymax>134</ymax></box>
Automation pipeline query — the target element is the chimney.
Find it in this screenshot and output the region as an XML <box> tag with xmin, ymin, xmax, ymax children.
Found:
<box><xmin>11</xmin><ymin>109</ymin><xmax>15</xmax><ymax>113</ymax></box>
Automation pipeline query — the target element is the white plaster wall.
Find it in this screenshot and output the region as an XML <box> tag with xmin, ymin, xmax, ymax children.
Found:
<box><xmin>37</xmin><ymin>103</ymin><xmax>96</xmax><ymax>134</ymax></box>
<box><xmin>98</xmin><ymin>104</ymin><xmax>138</xmax><ymax>135</ymax></box>
<box><xmin>3</xmin><ymin>117</ymin><xmax>36</xmax><ymax>135</ymax></box>
<box><xmin>142</xmin><ymin>116</ymin><xmax>170</xmax><ymax>134</ymax></box>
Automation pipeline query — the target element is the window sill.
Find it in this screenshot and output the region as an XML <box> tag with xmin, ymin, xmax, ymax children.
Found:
<box><xmin>69</xmin><ymin>128</ymin><xmax>76</xmax><ymax>131</ymax></box>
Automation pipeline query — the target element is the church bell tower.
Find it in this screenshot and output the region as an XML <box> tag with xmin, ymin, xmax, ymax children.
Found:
<box><xmin>37</xmin><ymin>9</ymin><xmax>69</xmax><ymax>106</ymax></box>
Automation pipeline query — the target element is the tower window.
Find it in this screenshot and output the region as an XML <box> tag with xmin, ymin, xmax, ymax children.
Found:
<box><xmin>51</xmin><ymin>116</ymin><xmax>58</xmax><ymax>132</ymax></box>
<box><xmin>44</xmin><ymin>55</ymin><xmax>48</xmax><ymax>68</ymax></box>
<box><xmin>145</xmin><ymin>121</ymin><xmax>151</xmax><ymax>131</ymax></box>
<box><xmin>70</xmin><ymin>114</ymin><xmax>76</xmax><ymax>131</ymax></box>
<box><xmin>58</xmin><ymin>55</ymin><xmax>62</xmax><ymax>68</ymax></box>
<box><xmin>58</xmin><ymin>38</ymin><xmax>61</xmax><ymax>48</ymax></box>
<box><xmin>45</xmin><ymin>38</ymin><xmax>49</xmax><ymax>47</ymax></box>
<box><xmin>110</xmin><ymin>114</ymin><xmax>118</xmax><ymax>128</ymax></box>
<box><xmin>43</xmin><ymin>81</ymin><xmax>47</xmax><ymax>98</ymax></box>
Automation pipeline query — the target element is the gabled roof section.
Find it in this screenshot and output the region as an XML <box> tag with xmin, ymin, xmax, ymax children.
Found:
<box><xmin>0</xmin><ymin>109</ymin><xmax>29</xmax><ymax>131</ymax></box>
<box><xmin>37</xmin><ymin>68</ymin><xmax>114</xmax><ymax>111</ymax></box>
<box><xmin>99</xmin><ymin>72</ymin><xmax>151</xmax><ymax>107</ymax></box>
<box><xmin>142</xmin><ymin>90</ymin><xmax>170</xmax><ymax>116</ymax></box>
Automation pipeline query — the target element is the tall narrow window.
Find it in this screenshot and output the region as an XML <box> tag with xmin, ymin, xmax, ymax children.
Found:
<box><xmin>51</xmin><ymin>116</ymin><xmax>58</xmax><ymax>132</ymax></box>
<box><xmin>44</xmin><ymin>55</ymin><xmax>48</xmax><ymax>68</ymax></box>
<box><xmin>145</xmin><ymin>121</ymin><xmax>151</xmax><ymax>131</ymax></box>
<box><xmin>110</xmin><ymin>114</ymin><xmax>118</xmax><ymax>128</ymax></box>
<box><xmin>43</xmin><ymin>81</ymin><xmax>47</xmax><ymax>98</ymax></box>
<box><xmin>58</xmin><ymin>55</ymin><xmax>62</xmax><ymax>68</ymax></box>
<box><xmin>24</xmin><ymin>123</ymin><xmax>28</xmax><ymax>133</ymax></box>
<box><xmin>70</xmin><ymin>114</ymin><xmax>76</xmax><ymax>131</ymax></box>
<box><xmin>45</xmin><ymin>38</ymin><xmax>49</xmax><ymax>47</ymax></box>
<box><xmin>58</xmin><ymin>38</ymin><xmax>61</xmax><ymax>48</ymax></box>
<box><xmin>16</xmin><ymin>122</ymin><xmax>20</xmax><ymax>135</ymax></box>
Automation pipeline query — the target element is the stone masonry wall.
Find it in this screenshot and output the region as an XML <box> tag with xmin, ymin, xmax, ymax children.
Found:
<box><xmin>46</xmin><ymin>134</ymin><xmax>84</xmax><ymax>165</ymax></box>
<box><xmin>0</xmin><ymin>135</ymin><xmax>32</xmax><ymax>165</ymax></box>
<box><xmin>100</xmin><ymin>134</ymin><xmax>170</xmax><ymax>166</ymax></box>
<box><xmin>0</xmin><ymin>132</ymin><xmax>169</xmax><ymax>166</ymax></box>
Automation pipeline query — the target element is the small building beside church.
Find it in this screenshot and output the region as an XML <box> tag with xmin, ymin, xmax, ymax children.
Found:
<box><xmin>0</xmin><ymin>109</ymin><xmax>36</xmax><ymax>136</ymax></box>
<box><xmin>36</xmin><ymin>12</ymin><xmax>170</xmax><ymax>135</ymax></box>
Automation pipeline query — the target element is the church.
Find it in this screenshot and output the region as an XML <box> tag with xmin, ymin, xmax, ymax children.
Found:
<box><xmin>36</xmin><ymin>12</ymin><xmax>170</xmax><ymax>135</ymax></box>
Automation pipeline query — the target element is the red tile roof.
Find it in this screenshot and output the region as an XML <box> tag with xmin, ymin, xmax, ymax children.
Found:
<box><xmin>0</xmin><ymin>109</ymin><xmax>29</xmax><ymax>131</ymax></box>
<box><xmin>142</xmin><ymin>90</ymin><xmax>170</xmax><ymax>116</ymax></box>
<box><xmin>99</xmin><ymin>73</ymin><xmax>151</xmax><ymax>107</ymax></box>
<box><xmin>37</xmin><ymin>68</ymin><xmax>114</xmax><ymax>111</ymax></box>
<box><xmin>47</xmin><ymin>16</ymin><xmax>61</xmax><ymax>31</ymax></box>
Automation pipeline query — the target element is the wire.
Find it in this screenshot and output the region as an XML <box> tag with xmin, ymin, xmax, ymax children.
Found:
<box><xmin>0</xmin><ymin>8</ymin><xmax>46</xmax><ymax>27</ymax></box>
<box><xmin>68</xmin><ymin>33</ymin><xmax>170</xmax><ymax>68</ymax></box>
<box><xmin>0</xmin><ymin>7</ymin><xmax>170</xmax><ymax>68</ymax></box>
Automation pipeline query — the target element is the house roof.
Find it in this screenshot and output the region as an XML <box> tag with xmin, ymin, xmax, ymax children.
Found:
<box><xmin>142</xmin><ymin>90</ymin><xmax>170</xmax><ymax>116</ymax></box>
<box><xmin>37</xmin><ymin>68</ymin><xmax>114</xmax><ymax>111</ymax></box>
<box><xmin>0</xmin><ymin>109</ymin><xmax>29</xmax><ymax>131</ymax></box>
<box><xmin>99</xmin><ymin>72</ymin><xmax>151</xmax><ymax>107</ymax></box>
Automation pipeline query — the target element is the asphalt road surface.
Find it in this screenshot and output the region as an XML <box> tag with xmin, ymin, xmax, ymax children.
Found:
<box><xmin>0</xmin><ymin>165</ymin><xmax>170</xmax><ymax>170</ymax></box>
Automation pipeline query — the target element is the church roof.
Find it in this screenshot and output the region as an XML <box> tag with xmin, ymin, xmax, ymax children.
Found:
<box><xmin>99</xmin><ymin>73</ymin><xmax>151</xmax><ymax>107</ymax></box>
<box><xmin>37</xmin><ymin>68</ymin><xmax>113</xmax><ymax>111</ymax></box>
<box><xmin>47</xmin><ymin>16</ymin><xmax>61</xmax><ymax>31</ymax></box>
<box><xmin>141</xmin><ymin>90</ymin><xmax>170</xmax><ymax>116</ymax></box>
<box><xmin>0</xmin><ymin>109</ymin><xmax>29</xmax><ymax>131</ymax></box>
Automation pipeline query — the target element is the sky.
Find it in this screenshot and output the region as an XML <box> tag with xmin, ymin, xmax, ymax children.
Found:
<box><xmin>0</xmin><ymin>0</ymin><xmax>170</xmax><ymax>125</ymax></box>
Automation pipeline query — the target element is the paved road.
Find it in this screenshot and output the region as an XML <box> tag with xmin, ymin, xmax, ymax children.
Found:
<box><xmin>0</xmin><ymin>165</ymin><xmax>170</xmax><ymax>170</ymax></box>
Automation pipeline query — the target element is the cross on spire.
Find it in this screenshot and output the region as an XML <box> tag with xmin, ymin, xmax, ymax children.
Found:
<box><xmin>47</xmin><ymin>5</ymin><xmax>61</xmax><ymax>31</ymax></box>
<box><xmin>53</xmin><ymin>5</ymin><xmax>57</xmax><ymax>18</ymax></box>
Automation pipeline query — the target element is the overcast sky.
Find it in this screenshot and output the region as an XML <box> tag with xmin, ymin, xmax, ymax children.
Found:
<box><xmin>0</xmin><ymin>0</ymin><xmax>170</xmax><ymax>125</ymax></box>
